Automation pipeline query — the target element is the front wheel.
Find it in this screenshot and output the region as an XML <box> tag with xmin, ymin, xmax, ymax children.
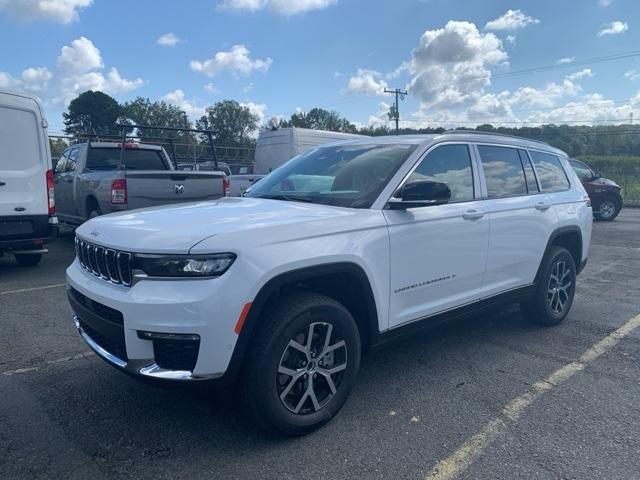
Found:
<box><xmin>594</xmin><ymin>197</ymin><xmax>621</xmax><ymax>221</ymax></box>
<box><xmin>522</xmin><ymin>246</ymin><xmax>576</xmax><ymax>326</ymax></box>
<box><xmin>240</xmin><ymin>292</ymin><xmax>361</xmax><ymax>435</ymax></box>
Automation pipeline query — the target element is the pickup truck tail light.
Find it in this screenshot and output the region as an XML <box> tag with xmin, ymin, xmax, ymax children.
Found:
<box><xmin>46</xmin><ymin>169</ymin><xmax>55</xmax><ymax>215</ymax></box>
<box><xmin>111</xmin><ymin>179</ymin><xmax>127</xmax><ymax>204</ymax></box>
<box><xmin>223</xmin><ymin>176</ymin><xmax>231</xmax><ymax>197</ymax></box>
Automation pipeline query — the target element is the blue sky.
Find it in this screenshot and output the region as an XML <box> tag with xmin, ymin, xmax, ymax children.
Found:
<box><xmin>1</xmin><ymin>0</ymin><xmax>640</xmax><ymax>135</ymax></box>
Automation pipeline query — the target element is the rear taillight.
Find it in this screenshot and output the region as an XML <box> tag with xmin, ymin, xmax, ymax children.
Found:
<box><xmin>223</xmin><ymin>176</ymin><xmax>231</xmax><ymax>197</ymax></box>
<box><xmin>46</xmin><ymin>169</ymin><xmax>55</xmax><ymax>215</ymax></box>
<box><xmin>111</xmin><ymin>179</ymin><xmax>127</xmax><ymax>204</ymax></box>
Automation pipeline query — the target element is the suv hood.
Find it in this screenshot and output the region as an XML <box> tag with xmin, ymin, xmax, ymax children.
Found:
<box><xmin>76</xmin><ymin>197</ymin><xmax>358</xmax><ymax>253</ymax></box>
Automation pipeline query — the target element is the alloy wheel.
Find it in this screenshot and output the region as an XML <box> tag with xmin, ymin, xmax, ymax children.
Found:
<box><xmin>547</xmin><ymin>260</ymin><xmax>573</xmax><ymax>315</ymax></box>
<box><xmin>277</xmin><ymin>322</ymin><xmax>347</xmax><ymax>415</ymax></box>
<box><xmin>599</xmin><ymin>200</ymin><xmax>616</xmax><ymax>219</ymax></box>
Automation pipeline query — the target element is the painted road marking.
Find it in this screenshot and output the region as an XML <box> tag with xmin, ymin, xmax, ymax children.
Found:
<box><xmin>426</xmin><ymin>313</ymin><xmax>640</xmax><ymax>480</ymax></box>
<box><xmin>1</xmin><ymin>352</ymin><xmax>93</xmax><ymax>377</ymax></box>
<box><xmin>0</xmin><ymin>283</ymin><xmax>66</xmax><ymax>296</ymax></box>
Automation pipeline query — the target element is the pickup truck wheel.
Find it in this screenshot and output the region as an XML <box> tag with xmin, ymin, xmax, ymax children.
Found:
<box><xmin>522</xmin><ymin>246</ymin><xmax>576</xmax><ymax>326</ymax></box>
<box><xmin>14</xmin><ymin>253</ymin><xmax>42</xmax><ymax>267</ymax></box>
<box><xmin>240</xmin><ymin>292</ymin><xmax>361</xmax><ymax>436</ymax></box>
<box><xmin>594</xmin><ymin>197</ymin><xmax>621</xmax><ymax>221</ymax></box>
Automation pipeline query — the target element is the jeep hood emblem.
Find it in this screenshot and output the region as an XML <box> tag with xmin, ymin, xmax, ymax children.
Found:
<box><xmin>174</xmin><ymin>184</ymin><xmax>185</xmax><ymax>195</ymax></box>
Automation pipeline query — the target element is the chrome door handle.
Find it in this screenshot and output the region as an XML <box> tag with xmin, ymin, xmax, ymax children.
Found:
<box><xmin>462</xmin><ymin>210</ymin><xmax>485</xmax><ymax>220</ymax></box>
<box><xmin>535</xmin><ymin>202</ymin><xmax>551</xmax><ymax>211</ymax></box>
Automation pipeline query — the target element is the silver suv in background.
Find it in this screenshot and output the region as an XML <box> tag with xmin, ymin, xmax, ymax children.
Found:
<box><xmin>54</xmin><ymin>142</ymin><xmax>229</xmax><ymax>225</ymax></box>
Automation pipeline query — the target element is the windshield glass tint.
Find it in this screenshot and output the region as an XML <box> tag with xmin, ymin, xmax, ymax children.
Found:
<box><xmin>247</xmin><ymin>143</ymin><xmax>418</xmax><ymax>208</ymax></box>
<box><xmin>87</xmin><ymin>148</ymin><xmax>167</xmax><ymax>170</ymax></box>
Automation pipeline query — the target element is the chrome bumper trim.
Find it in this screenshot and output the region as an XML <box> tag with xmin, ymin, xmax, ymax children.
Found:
<box><xmin>73</xmin><ymin>315</ymin><xmax>221</xmax><ymax>381</ymax></box>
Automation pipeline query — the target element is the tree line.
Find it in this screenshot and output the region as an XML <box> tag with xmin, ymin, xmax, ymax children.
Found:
<box><xmin>57</xmin><ymin>90</ymin><xmax>640</xmax><ymax>159</ymax></box>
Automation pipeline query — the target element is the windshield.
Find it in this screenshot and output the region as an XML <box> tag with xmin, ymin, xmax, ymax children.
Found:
<box><xmin>86</xmin><ymin>148</ymin><xmax>169</xmax><ymax>171</ymax></box>
<box><xmin>247</xmin><ymin>143</ymin><xmax>418</xmax><ymax>208</ymax></box>
<box><xmin>569</xmin><ymin>160</ymin><xmax>594</xmax><ymax>180</ymax></box>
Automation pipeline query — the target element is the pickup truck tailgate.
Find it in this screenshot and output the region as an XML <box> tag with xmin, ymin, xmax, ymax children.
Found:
<box><xmin>125</xmin><ymin>171</ymin><xmax>225</xmax><ymax>209</ymax></box>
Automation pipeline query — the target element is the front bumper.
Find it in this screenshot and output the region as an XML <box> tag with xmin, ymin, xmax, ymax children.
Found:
<box><xmin>66</xmin><ymin>258</ymin><xmax>248</xmax><ymax>381</ymax></box>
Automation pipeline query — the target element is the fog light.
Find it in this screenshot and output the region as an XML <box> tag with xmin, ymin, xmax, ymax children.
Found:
<box><xmin>137</xmin><ymin>331</ymin><xmax>200</xmax><ymax>342</ymax></box>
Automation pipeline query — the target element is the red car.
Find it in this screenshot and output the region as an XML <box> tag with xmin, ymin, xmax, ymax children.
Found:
<box><xmin>570</xmin><ymin>159</ymin><xmax>623</xmax><ymax>221</ymax></box>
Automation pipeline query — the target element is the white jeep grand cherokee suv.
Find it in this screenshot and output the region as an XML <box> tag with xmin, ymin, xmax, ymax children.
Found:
<box><xmin>67</xmin><ymin>132</ymin><xmax>592</xmax><ymax>435</ymax></box>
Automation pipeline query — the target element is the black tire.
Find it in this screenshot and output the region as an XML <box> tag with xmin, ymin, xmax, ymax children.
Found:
<box><xmin>239</xmin><ymin>292</ymin><xmax>361</xmax><ymax>436</ymax></box>
<box><xmin>594</xmin><ymin>196</ymin><xmax>621</xmax><ymax>221</ymax></box>
<box><xmin>522</xmin><ymin>246</ymin><xmax>576</xmax><ymax>326</ymax></box>
<box><xmin>14</xmin><ymin>253</ymin><xmax>42</xmax><ymax>267</ymax></box>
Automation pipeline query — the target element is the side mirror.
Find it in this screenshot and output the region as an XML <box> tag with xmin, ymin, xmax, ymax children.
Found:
<box><xmin>388</xmin><ymin>180</ymin><xmax>451</xmax><ymax>210</ymax></box>
<box><xmin>593</xmin><ymin>171</ymin><xmax>602</xmax><ymax>179</ymax></box>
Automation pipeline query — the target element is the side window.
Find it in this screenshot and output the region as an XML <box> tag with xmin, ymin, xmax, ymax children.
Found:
<box><xmin>569</xmin><ymin>160</ymin><xmax>593</xmax><ymax>181</ymax></box>
<box><xmin>477</xmin><ymin>145</ymin><xmax>527</xmax><ymax>198</ymax></box>
<box><xmin>518</xmin><ymin>150</ymin><xmax>539</xmax><ymax>193</ymax></box>
<box><xmin>406</xmin><ymin>144</ymin><xmax>474</xmax><ymax>203</ymax></box>
<box><xmin>66</xmin><ymin>148</ymin><xmax>80</xmax><ymax>172</ymax></box>
<box><xmin>529</xmin><ymin>151</ymin><xmax>570</xmax><ymax>192</ymax></box>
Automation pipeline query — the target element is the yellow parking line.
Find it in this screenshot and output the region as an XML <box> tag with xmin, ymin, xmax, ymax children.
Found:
<box><xmin>1</xmin><ymin>352</ymin><xmax>93</xmax><ymax>377</ymax></box>
<box><xmin>426</xmin><ymin>313</ymin><xmax>640</xmax><ymax>480</ymax></box>
<box><xmin>0</xmin><ymin>283</ymin><xmax>66</xmax><ymax>296</ymax></box>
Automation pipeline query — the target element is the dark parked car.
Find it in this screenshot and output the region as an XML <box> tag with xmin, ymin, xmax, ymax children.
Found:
<box><xmin>569</xmin><ymin>159</ymin><xmax>623</xmax><ymax>221</ymax></box>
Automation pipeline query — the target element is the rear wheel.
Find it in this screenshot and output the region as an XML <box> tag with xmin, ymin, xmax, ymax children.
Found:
<box><xmin>14</xmin><ymin>253</ymin><xmax>42</xmax><ymax>267</ymax></box>
<box><xmin>594</xmin><ymin>197</ymin><xmax>621</xmax><ymax>221</ymax></box>
<box><xmin>522</xmin><ymin>246</ymin><xmax>576</xmax><ymax>326</ymax></box>
<box><xmin>240</xmin><ymin>292</ymin><xmax>361</xmax><ymax>436</ymax></box>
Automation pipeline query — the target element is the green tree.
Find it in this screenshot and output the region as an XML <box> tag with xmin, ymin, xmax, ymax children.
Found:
<box><xmin>196</xmin><ymin>100</ymin><xmax>259</xmax><ymax>146</ymax></box>
<box><xmin>63</xmin><ymin>90</ymin><xmax>121</xmax><ymax>137</ymax></box>
<box><xmin>122</xmin><ymin>97</ymin><xmax>193</xmax><ymax>141</ymax></box>
<box><xmin>282</xmin><ymin>108</ymin><xmax>357</xmax><ymax>133</ymax></box>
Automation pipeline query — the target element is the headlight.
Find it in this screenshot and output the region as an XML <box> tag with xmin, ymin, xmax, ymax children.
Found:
<box><xmin>133</xmin><ymin>253</ymin><xmax>236</xmax><ymax>278</ymax></box>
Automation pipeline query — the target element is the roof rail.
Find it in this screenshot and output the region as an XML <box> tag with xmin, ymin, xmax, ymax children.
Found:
<box><xmin>442</xmin><ymin>129</ymin><xmax>551</xmax><ymax>147</ymax></box>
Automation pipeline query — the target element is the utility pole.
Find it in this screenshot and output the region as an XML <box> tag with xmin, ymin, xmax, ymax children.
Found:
<box><xmin>384</xmin><ymin>88</ymin><xmax>407</xmax><ymax>135</ymax></box>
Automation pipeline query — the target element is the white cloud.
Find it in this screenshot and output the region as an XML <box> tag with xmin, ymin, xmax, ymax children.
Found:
<box><xmin>624</xmin><ymin>69</ymin><xmax>640</xmax><ymax>81</ymax></box>
<box><xmin>240</xmin><ymin>101</ymin><xmax>267</xmax><ymax>123</ymax></box>
<box><xmin>557</xmin><ymin>57</ymin><xmax>575</xmax><ymax>64</ymax></box>
<box><xmin>598</xmin><ymin>0</ymin><xmax>613</xmax><ymax>6</ymax></box>
<box><xmin>505</xmin><ymin>35</ymin><xmax>516</xmax><ymax>46</ymax></box>
<box><xmin>346</xmin><ymin>68</ymin><xmax>388</xmax><ymax>95</ymax></box>
<box><xmin>405</xmin><ymin>21</ymin><xmax>508</xmax><ymax>110</ymax></box>
<box><xmin>161</xmin><ymin>89</ymin><xmax>207</xmax><ymax>119</ymax></box>
<box><xmin>20</xmin><ymin>67</ymin><xmax>53</xmax><ymax>91</ymax></box>
<box><xmin>218</xmin><ymin>0</ymin><xmax>336</xmax><ymax>16</ymax></box>
<box><xmin>334</xmin><ymin>71</ymin><xmax>341</xmax><ymax>78</ymax></box>
<box><xmin>485</xmin><ymin>9</ymin><xmax>540</xmax><ymax>31</ymax></box>
<box><xmin>0</xmin><ymin>0</ymin><xmax>92</xmax><ymax>24</ymax></box>
<box><xmin>597</xmin><ymin>21</ymin><xmax>628</xmax><ymax>36</ymax></box>
<box><xmin>56</xmin><ymin>36</ymin><xmax>103</xmax><ymax>72</ymax></box>
<box><xmin>566</xmin><ymin>68</ymin><xmax>593</xmax><ymax>81</ymax></box>
<box><xmin>157</xmin><ymin>33</ymin><xmax>180</xmax><ymax>46</ymax></box>
<box><xmin>203</xmin><ymin>82</ymin><xmax>220</xmax><ymax>94</ymax></box>
<box><xmin>190</xmin><ymin>44</ymin><xmax>272</xmax><ymax>77</ymax></box>
<box><xmin>0</xmin><ymin>71</ymin><xmax>18</xmax><ymax>89</ymax></box>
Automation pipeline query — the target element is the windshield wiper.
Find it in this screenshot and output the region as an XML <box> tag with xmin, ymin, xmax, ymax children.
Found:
<box><xmin>255</xmin><ymin>193</ymin><xmax>314</xmax><ymax>203</ymax></box>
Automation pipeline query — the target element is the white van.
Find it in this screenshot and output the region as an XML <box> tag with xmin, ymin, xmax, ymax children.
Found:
<box><xmin>0</xmin><ymin>89</ymin><xmax>57</xmax><ymax>266</ymax></box>
<box><xmin>229</xmin><ymin>127</ymin><xmax>365</xmax><ymax>196</ymax></box>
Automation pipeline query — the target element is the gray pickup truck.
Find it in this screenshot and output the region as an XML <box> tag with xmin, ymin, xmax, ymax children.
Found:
<box><xmin>54</xmin><ymin>142</ymin><xmax>227</xmax><ymax>225</ymax></box>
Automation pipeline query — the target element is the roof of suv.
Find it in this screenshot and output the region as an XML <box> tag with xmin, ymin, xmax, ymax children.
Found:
<box><xmin>329</xmin><ymin>132</ymin><xmax>566</xmax><ymax>156</ymax></box>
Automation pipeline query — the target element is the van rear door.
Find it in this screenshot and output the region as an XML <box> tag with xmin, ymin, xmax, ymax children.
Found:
<box><xmin>0</xmin><ymin>95</ymin><xmax>49</xmax><ymax>218</ymax></box>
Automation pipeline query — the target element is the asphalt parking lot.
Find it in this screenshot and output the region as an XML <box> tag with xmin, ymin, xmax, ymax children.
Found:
<box><xmin>1</xmin><ymin>210</ymin><xmax>639</xmax><ymax>480</ymax></box>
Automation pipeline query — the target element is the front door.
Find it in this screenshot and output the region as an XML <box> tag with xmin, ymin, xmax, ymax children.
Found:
<box><xmin>384</xmin><ymin>144</ymin><xmax>489</xmax><ymax>328</ymax></box>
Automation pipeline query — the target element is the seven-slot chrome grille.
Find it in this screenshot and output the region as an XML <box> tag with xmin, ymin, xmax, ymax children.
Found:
<box><xmin>75</xmin><ymin>237</ymin><xmax>133</xmax><ymax>286</ymax></box>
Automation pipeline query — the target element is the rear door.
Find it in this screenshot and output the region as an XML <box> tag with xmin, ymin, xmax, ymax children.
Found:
<box><xmin>118</xmin><ymin>148</ymin><xmax>224</xmax><ymax>209</ymax></box>
<box><xmin>125</xmin><ymin>171</ymin><xmax>225</xmax><ymax>209</ymax></box>
<box><xmin>54</xmin><ymin>147</ymin><xmax>80</xmax><ymax>217</ymax></box>
<box><xmin>0</xmin><ymin>100</ymin><xmax>48</xmax><ymax>217</ymax></box>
